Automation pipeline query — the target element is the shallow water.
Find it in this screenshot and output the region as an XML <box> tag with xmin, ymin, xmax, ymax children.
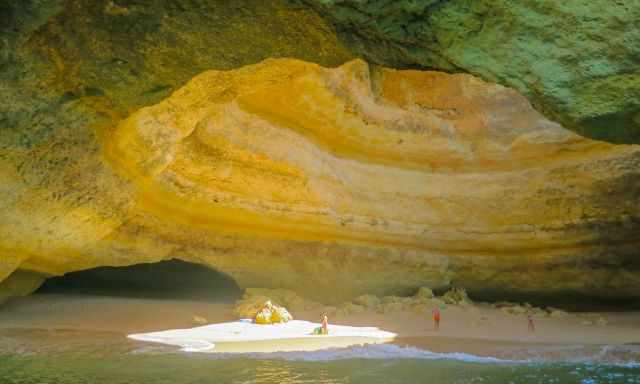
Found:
<box><xmin>1</xmin><ymin>330</ymin><xmax>639</xmax><ymax>384</ymax></box>
<box><xmin>1</xmin><ymin>349</ymin><xmax>639</xmax><ymax>384</ymax></box>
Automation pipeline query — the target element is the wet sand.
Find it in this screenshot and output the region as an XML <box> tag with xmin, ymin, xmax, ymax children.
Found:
<box><xmin>1</xmin><ymin>293</ymin><xmax>639</xmax><ymax>361</ymax></box>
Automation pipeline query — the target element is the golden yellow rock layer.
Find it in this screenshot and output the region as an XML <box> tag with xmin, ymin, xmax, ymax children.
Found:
<box><xmin>2</xmin><ymin>59</ymin><xmax>639</xmax><ymax>302</ymax></box>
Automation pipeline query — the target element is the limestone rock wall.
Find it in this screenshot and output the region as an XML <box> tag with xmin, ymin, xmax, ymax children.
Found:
<box><xmin>0</xmin><ymin>0</ymin><xmax>352</xmax><ymax>299</ymax></box>
<box><xmin>4</xmin><ymin>56</ymin><xmax>639</xmax><ymax>303</ymax></box>
<box><xmin>1</xmin><ymin>0</ymin><xmax>638</xmax><ymax>305</ymax></box>
<box><xmin>0</xmin><ymin>271</ymin><xmax>45</xmax><ymax>306</ymax></box>
<box><xmin>303</xmin><ymin>0</ymin><xmax>640</xmax><ymax>143</ymax></box>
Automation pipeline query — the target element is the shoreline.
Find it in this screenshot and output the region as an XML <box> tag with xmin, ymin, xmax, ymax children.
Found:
<box><xmin>1</xmin><ymin>293</ymin><xmax>639</xmax><ymax>363</ymax></box>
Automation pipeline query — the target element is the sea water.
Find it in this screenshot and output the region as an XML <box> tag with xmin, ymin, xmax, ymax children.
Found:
<box><xmin>1</xmin><ymin>333</ymin><xmax>639</xmax><ymax>384</ymax></box>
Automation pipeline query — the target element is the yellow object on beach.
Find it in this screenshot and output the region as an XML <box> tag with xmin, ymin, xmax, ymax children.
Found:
<box><xmin>254</xmin><ymin>309</ymin><xmax>273</xmax><ymax>324</ymax></box>
<box><xmin>253</xmin><ymin>302</ymin><xmax>293</xmax><ymax>324</ymax></box>
<box><xmin>271</xmin><ymin>306</ymin><xmax>293</xmax><ymax>323</ymax></box>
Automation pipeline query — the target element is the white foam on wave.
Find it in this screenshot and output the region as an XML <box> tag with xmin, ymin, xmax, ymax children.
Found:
<box><xmin>205</xmin><ymin>344</ymin><xmax>639</xmax><ymax>366</ymax></box>
<box><xmin>243</xmin><ymin>343</ymin><xmax>520</xmax><ymax>364</ymax></box>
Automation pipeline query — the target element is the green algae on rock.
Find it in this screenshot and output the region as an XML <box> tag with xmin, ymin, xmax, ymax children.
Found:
<box><xmin>303</xmin><ymin>0</ymin><xmax>640</xmax><ymax>143</ymax></box>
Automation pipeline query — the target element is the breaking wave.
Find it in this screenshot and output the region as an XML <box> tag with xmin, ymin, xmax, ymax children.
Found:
<box><xmin>170</xmin><ymin>343</ymin><xmax>640</xmax><ymax>367</ymax></box>
<box><xmin>196</xmin><ymin>344</ymin><xmax>522</xmax><ymax>364</ymax></box>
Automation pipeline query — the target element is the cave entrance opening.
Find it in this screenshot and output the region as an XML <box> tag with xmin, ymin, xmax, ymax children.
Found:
<box><xmin>36</xmin><ymin>259</ymin><xmax>242</xmax><ymax>302</ymax></box>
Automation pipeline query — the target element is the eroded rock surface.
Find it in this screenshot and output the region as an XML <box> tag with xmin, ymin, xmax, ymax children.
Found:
<box><xmin>303</xmin><ymin>0</ymin><xmax>640</xmax><ymax>143</ymax></box>
<box><xmin>0</xmin><ymin>0</ymin><xmax>351</xmax><ymax>300</ymax></box>
<box><xmin>3</xmin><ymin>58</ymin><xmax>638</xmax><ymax>303</ymax></box>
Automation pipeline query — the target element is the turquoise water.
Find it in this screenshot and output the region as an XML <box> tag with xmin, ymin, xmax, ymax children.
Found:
<box><xmin>1</xmin><ymin>342</ymin><xmax>638</xmax><ymax>384</ymax></box>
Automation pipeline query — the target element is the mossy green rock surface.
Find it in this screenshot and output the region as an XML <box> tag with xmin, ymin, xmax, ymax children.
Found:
<box><xmin>304</xmin><ymin>0</ymin><xmax>640</xmax><ymax>143</ymax></box>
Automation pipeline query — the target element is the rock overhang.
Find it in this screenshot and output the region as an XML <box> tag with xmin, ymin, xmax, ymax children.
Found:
<box><xmin>1</xmin><ymin>1</ymin><xmax>639</xmax><ymax>305</ymax></box>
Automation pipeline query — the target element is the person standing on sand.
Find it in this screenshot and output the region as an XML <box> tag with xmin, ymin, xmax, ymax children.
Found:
<box><xmin>432</xmin><ymin>307</ymin><xmax>441</xmax><ymax>331</ymax></box>
<box><xmin>321</xmin><ymin>313</ymin><xmax>329</xmax><ymax>335</ymax></box>
<box><xmin>527</xmin><ymin>314</ymin><xmax>535</xmax><ymax>333</ymax></box>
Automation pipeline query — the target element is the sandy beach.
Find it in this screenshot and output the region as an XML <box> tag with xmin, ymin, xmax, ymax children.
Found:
<box><xmin>1</xmin><ymin>293</ymin><xmax>639</xmax><ymax>361</ymax></box>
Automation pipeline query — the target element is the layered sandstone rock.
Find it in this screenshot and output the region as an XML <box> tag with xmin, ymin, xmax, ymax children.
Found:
<box><xmin>303</xmin><ymin>0</ymin><xmax>640</xmax><ymax>143</ymax></box>
<box><xmin>0</xmin><ymin>0</ymin><xmax>352</xmax><ymax>302</ymax></box>
<box><xmin>3</xmin><ymin>58</ymin><xmax>638</xmax><ymax>304</ymax></box>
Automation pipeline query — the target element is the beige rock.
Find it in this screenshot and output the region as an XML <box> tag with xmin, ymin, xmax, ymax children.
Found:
<box><xmin>247</xmin><ymin>299</ymin><xmax>293</xmax><ymax>324</ymax></box>
<box><xmin>341</xmin><ymin>302</ymin><xmax>366</xmax><ymax>315</ymax></box>
<box><xmin>353</xmin><ymin>294</ymin><xmax>381</xmax><ymax>309</ymax></box>
<box><xmin>234</xmin><ymin>288</ymin><xmax>321</xmax><ymax>321</ymax></box>
<box><xmin>192</xmin><ymin>315</ymin><xmax>208</xmax><ymax>325</ymax></box>
<box><xmin>400</xmin><ymin>297</ymin><xmax>416</xmax><ymax>308</ymax></box>
<box><xmin>381</xmin><ymin>296</ymin><xmax>401</xmax><ymax>304</ymax></box>
<box><xmin>380</xmin><ymin>302</ymin><xmax>405</xmax><ymax>313</ymax></box>
<box><xmin>243</xmin><ymin>288</ymin><xmax>317</xmax><ymax>312</ymax></box>
<box><xmin>426</xmin><ymin>298</ymin><xmax>446</xmax><ymax>309</ymax></box>
<box><xmin>548</xmin><ymin>309</ymin><xmax>570</xmax><ymax>318</ymax></box>
<box><xmin>414</xmin><ymin>287</ymin><xmax>434</xmax><ymax>300</ymax></box>
<box><xmin>233</xmin><ymin>295</ymin><xmax>274</xmax><ymax>319</ymax></box>
<box><xmin>501</xmin><ymin>305</ymin><xmax>527</xmax><ymax>316</ymax></box>
<box><xmin>529</xmin><ymin>307</ymin><xmax>548</xmax><ymax>317</ymax></box>
<box><xmin>496</xmin><ymin>302</ymin><xmax>549</xmax><ymax>316</ymax></box>
<box><xmin>0</xmin><ymin>271</ymin><xmax>45</xmax><ymax>306</ymax></box>
<box><xmin>442</xmin><ymin>287</ymin><xmax>472</xmax><ymax>305</ymax></box>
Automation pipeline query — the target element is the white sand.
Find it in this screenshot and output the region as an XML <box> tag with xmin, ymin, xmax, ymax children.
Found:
<box><xmin>127</xmin><ymin>320</ymin><xmax>397</xmax><ymax>353</ymax></box>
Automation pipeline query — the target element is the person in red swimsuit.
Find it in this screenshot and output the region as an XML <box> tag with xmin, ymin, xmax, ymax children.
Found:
<box><xmin>432</xmin><ymin>307</ymin><xmax>441</xmax><ymax>331</ymax></box>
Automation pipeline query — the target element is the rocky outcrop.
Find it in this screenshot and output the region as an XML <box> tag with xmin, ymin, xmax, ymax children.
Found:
<box><xmin>234</xmin><ymin>288</ymin><xmax>321</xmax><ymax>319</ymax></box>
<box><xmin>2</xmin><ymin>56</ymin><xmax>638</xmax><ymax>303</ymax></box>
<box><xmin>255</xmin><ymin>302</ymin><xmax>294</xmax><ymax>324</ymax></box>
<box><xmin>0</xmin><ymin>271</ymin><xmax>45</xmax><ymax>306</ymax></box>
<box><xmin>234</xmin><ymin>293</ymin><xmax>295</xmax><ymax>324</ymax></box>
<box><xmin>303</xmin><ymin>0</ymin><xmax>640</xmax><ymax>143</ymax></box>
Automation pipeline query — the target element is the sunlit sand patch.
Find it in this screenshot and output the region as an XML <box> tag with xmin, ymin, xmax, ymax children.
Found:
<box><xmin>128</xmin><ymin>320</ymin><xmax>396</xmax><ymax>353</ymax></box>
